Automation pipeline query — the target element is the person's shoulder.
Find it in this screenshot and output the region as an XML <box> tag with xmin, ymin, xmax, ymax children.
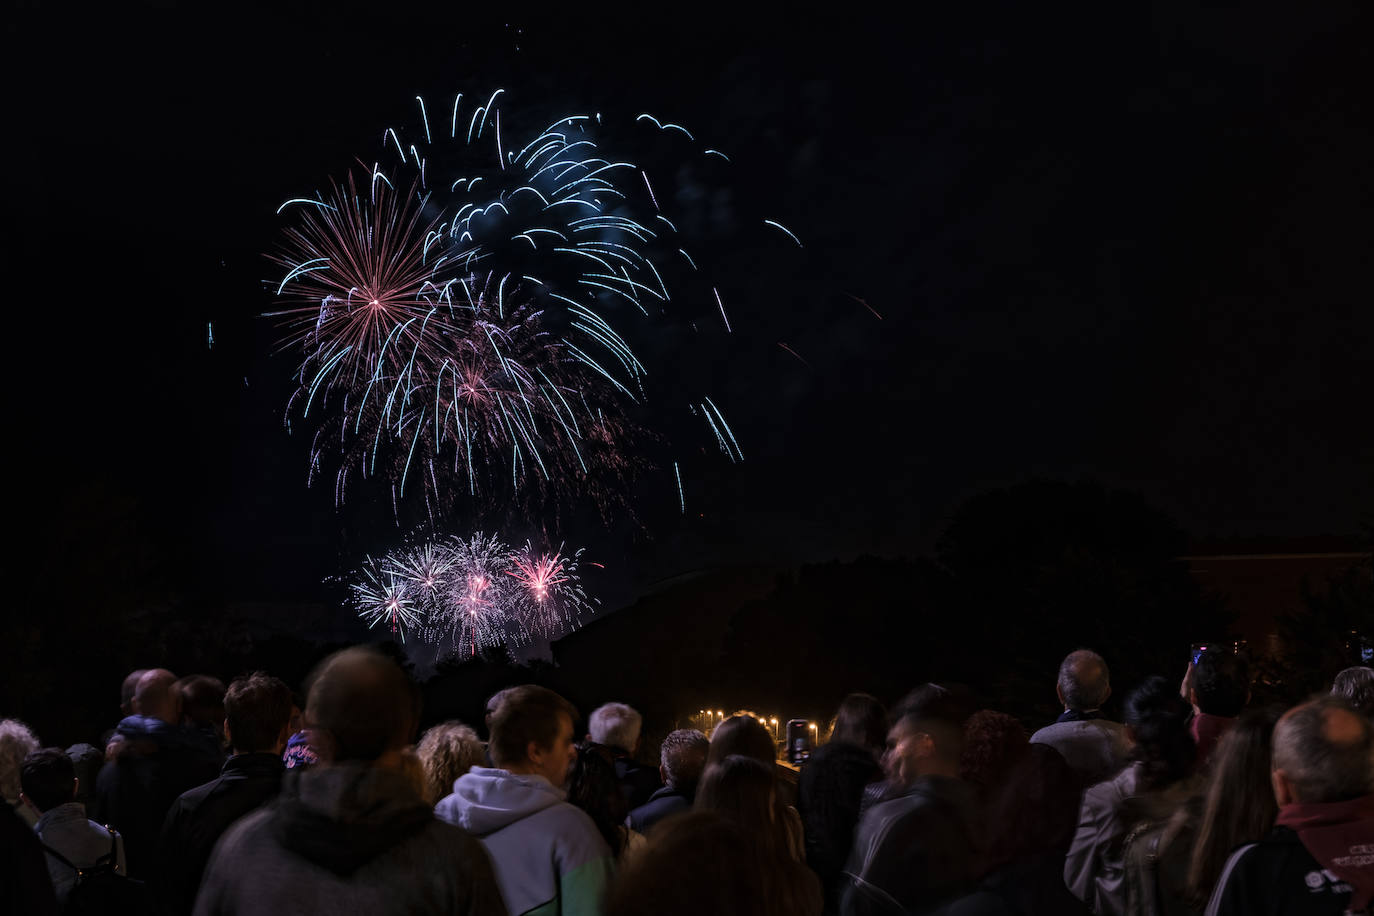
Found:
<box><xmin>172</xmin><ymin>774</ymin><xmax>222</xmax><ymax>811</ymax></box>
<box><xmin>546</xmin><ymin>801</ymin><xmax>612</xmax><ymax>852</ymax></box>
<box><xmin>418</xmin><ymin>817</ymin><xmax>489</xmax><ymax>858</ymax></box>
<box><xmin>209</xmin><ymin>803</ymin><xmax>277</xmax><ymax>855</ymax></box>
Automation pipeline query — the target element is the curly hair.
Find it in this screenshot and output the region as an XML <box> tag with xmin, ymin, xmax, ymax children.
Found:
<box><xmin>0</xmin><ymin>719</ymin><xmax>40</xmax><ymax>802</ymax></box>
<box><xmin>416</xmin><ymin>720</ymin><xmax>485</xmax><ymax>803</ymax></box>
<box><xmin>959</xmin><ymin>710</ymin><xmax>1028</xmax><ymax>796</ymax></box>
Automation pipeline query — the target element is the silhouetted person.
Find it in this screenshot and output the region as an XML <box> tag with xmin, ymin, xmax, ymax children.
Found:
<box><xmin>175</xmin><ymin>675</ymin><xmax>228</xmax><ymax>760</ymax></box>
<box><xmin>588</xmin><ymin>702</ymin><xmax>662</xmax><ymax>811</ymax></box>
<box><xmin>66</xmin><ymin>743</ymin><xmax>103</xmax><ymax>809</ymax></box>
<box><xmin>608</xmin><ymin>809</ymin><xmax>818</xmax><ymax>916</ymax></box>
<box><xmin>22</xmin><ymin>747</ymin><xmax>132</xmax><ymax>910</ymax></box>
<box><xmin>437</xmin><ymin>684</ymin><xmax>611</xmax><ymax>916</ymax></box>
<box><xmin>799</xmin><ymin>693</ymin><xmax>885</xmax><ymax>914</ymax></box>
<box><xmin>1</xmin><ymin>799</ymin><xmax>58</xmax><ymax>916</ymax></box>
<box><xmin>1186</xmin><ymin>649</ymin><xmax>1249</xmax><ymax>769</ymax></box>
<box><xmin>699</xmin><ymin>754</ymin><xmax>810</xmax><ymax>863</ymax></box>
<box><xmin>707</xmin><ymin>714</ymin><xmax>804</xmax><ymax>857</ymax></box>
<box><xmin>1065</xmin><ymin>675</ymin><xmax>1197</xmax><ymax>916</ymax></box>
<box><xmin>1181</xmin><ymin>708</ymin><xmax>1280</xmax><ymax>911</ymax></box>
<box><xmin>415</xmin><ymin>721</ymin><xmax>485</xmax><ymax>805</ymax></box>
<box><xmin>841</xmin><ymin>691</ymin><xmax>981</xmax><ymax>915</ymax></box>
<box><xmin>1331</xmin><ymin>666</ymin><xmax>1374</xmax><ymax>719</ymax></box>
<box><xmin>1</xmin><ymin>717</ymin><xmax>41</xmax><ymax>827</ymax></box>
<box><xmin>193</xmin><ymin>647</ymin><xmax>504</xmax><ymax>916</ymax></box>
<box><xmin>567</xmin><ymin>741</ymin><xmax>642</xmax><ymax>859</ymax></box>
<box><xmin>1029</xmin><ymin>649</ymin><xmax>1129</xmax><ymax>787</ymax></box>
<box><xmin>156</xmin><ymin>672</ymin><xmax>293</xmax><ymax>916</ymax></box>
<box><xmin>1206</xmin><ymin>696</ymin><xmax>1374</xmax><ymax>915</ymax></box>
<box><xmin>94</xmin><ymin>669</ymin><xmax>222</xmax><ymax>877</ymax></box>
<box><xmin>627</xmin><ymin>728</ymin><xmax>709</xmax><ymax>834</ymax></box>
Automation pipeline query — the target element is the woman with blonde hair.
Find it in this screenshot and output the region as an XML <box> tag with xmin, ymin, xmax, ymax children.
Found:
<box><xmin>415</xmin><ymin>721</ymin><xmax>485</xmax><ymax>804</ymax></box>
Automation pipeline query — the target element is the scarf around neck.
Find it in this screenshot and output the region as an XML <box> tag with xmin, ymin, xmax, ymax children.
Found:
<box><xmin>1275</xmin><ymin>794</ymin><xmax>1374</xmax><ymax>909</ymax></box>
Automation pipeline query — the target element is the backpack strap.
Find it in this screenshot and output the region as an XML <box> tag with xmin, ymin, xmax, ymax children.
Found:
<box><xmin>96</xmin><ymin>825</ymin><xmax>121</xmax><ymax>867</ymax></box>
<box><xmin>37</xmin><ymin>838</ymin><xmax>81</xmax><ymax>872</ymax></box>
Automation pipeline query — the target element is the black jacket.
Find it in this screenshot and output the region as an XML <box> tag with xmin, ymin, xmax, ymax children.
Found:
<box><xmin>841</xmin><ymin>776</ymin><xmax>982</xmax><ymax>916</ymax></box>
<box><xmin>156</xmin><ymin>753</ymin><xmax>284</xmax><ymax>916</ymax></box>
<box><xmin>610</xmin><ymin>748</ymin><xmax>663</xmax><ymax>812</ymax></box>
<box><xmin>93</xmin><ymin>717</ymin><xmax>224</xmax><ymax>878</ymax></box>
<box><xmin>799</xmin><ymin>741</ymin><xmax>883</xmax><ymax>914</ymax></box>
<box><xmin>1208</xmin><ymin>825</ymin><xmax>1366</xmax><ymax>916</ymax></box>
<box><xmin>627</xmin><ymin>785</ymin><xmax>693</xmax><ymax>834</ymax></box>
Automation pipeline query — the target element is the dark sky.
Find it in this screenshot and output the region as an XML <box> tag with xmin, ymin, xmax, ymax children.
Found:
<box><xmin>12</xmin><ymin>2</ymin><xmax>1372</xmax><ymax>613</ymax></box>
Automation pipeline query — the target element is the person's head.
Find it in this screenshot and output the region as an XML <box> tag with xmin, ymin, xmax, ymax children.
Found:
<box><xmin>707</xmin><ymin>715</ymin><xmax>775</xmax><ymax>768</ymax></box>
<box><xmin>1186</xmin><ymin>707</ymin><xmax>1281</xmax><ymax>903</ymax></box>
<box><xmin>0</xmin><ymin>719</ymin><xmax>40</xmax><ymax>803</ymax></box>
<box><xmin>606</xmin><ymin>811</ymin><xmax>777</xmax><ymax>916</ymax></box>
<box><xmin>135</xmin><ymin>669</ymin><xmax>182</xmax><ymax>725</ymax></box>
<box><xmin>304</xmin><ymin>647</ymin><xmax>418</xmax><ymax>764</ymax></box>
<box><xmin>1056</xmin><ymin>649</ymin><xmax>1112</xmax><ymax>712</ymax></box>
<box><xmin>1189</xmin><ymin>649</ymin><xmax>1249</xmax><ymax>717</ymax></box>
<box><xmin>828</xmin><ymin>693</ymin><xmax>887</xmax><ymax>754</ymax></box>
<box><xmin>696</xmin><ymin>754</ymin><xmax>783</xmax><ymax>857</ymax></box>
<box><xmin>121</xmin><ymin>669</ymin><xmax>149</xmax><ymax>716</ymax></box>
<box><xmin>884</xmin><ymin>689</ymin><xmax>967</xmax><ymax>786</ymax></box>
<box><xmin>484</xmin><ymin>688</ymin><xmax>517</xmax><ymax>734</ymax></box>
<box><xmin>223</xmin><ymin>672</ymin><xmax>293</xmax><ymax>755</ymax></box>
<box><xmin>488</xmin><ymin>684</ymin><xmax>579</xmax><ymax>787</ymax></box>
<box><xmin>20</xmin><ymin>748</ymin><xmax>76</xmax><ymax>813</ymax></box>
<box><xmin>588</xmin><ymin>702</ymin><xmax>643</xmax><ymax>754</ymax></box>
<box><xmin>1271</xmin><ymin>695</ymin><xmax>1374</xmax><ymax>806</ymax></box>
<box><xmin>959</xmin><ymin>710</ymin><xmax>1029</xmax><ymax>797</ymax></box>
<box><xmin>415</xmin><ymin>720</ymin><xmax>486</xmax><ymax>803</ymax></box>
<box><xmin>659</xmin><ymin>728</ymin><xmax>710</xmax><ymax>793</ymax></box>
<box><xmin>177</xmin><ymin>675</ymin><xmax>227</xmax><ymax>732</ymax></box>
<box><xmin>66</xmin><ymin>744</ymin><xmax>103</xmax><ymax>807</ymax></box>
<box><xmin>1124</xmin><ymin>675</ymin><xmax>1196</xmax><ymax>790</ymax></box>
<box><xmin>1331</xmin><ymin>666</ymin><xmax>1374</xmax><ymax>718</ymax></box>
<box><xmin>568</xmin><ymin>742</ymin><xmax>629</xmax><ymax>854</ymax></box>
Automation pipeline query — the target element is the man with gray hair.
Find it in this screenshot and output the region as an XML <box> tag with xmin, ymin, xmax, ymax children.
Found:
<box><xmin>627</xmin><ymin>728</ymin><xmax>710</xmax><ymax>833</ymax></box>
<box><xmin>1029</xmin><ymin>649</ymin><xmax>1130</xmax><ymax>785</ymax></box>
<box><xmin>588</xmin><ymin>702</ymin><xmax>661</xmax><ymax>810</ymax></box>
<box><xmin>1332</xmin><ymin>666</ymin><xmax>1374</xmax><ymax>719</ymax></box>
<box><xmin>1207</xmin><ymin>695</ymin><xmax>1374</xmax><ymax>915</ymax></box>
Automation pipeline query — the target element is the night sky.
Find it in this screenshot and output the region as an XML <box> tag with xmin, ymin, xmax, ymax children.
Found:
<box><xmin>13</xmin><ymin>3</ymin><xmax>1372</xmax><ymax>621</ymax></box>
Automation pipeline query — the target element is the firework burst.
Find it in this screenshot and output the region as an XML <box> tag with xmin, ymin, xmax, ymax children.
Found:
<box><xmin>506</xmin><ymin>542</ymin><xmax>594</xmax><ymax>639</ymax></box>
<box><xmin>271</xmin><ymin>89</ymin><xmax>787</xmax><ymax>521</ymax></box>
<box><xmin>346</xmin><ymin>532</ymin><xmax>598</xmax><ymax>658</ymax></box>
<box><xmin>350</xmin><ymin>559</ymin><xmax>424</xmax><ymax>640</ymax></box>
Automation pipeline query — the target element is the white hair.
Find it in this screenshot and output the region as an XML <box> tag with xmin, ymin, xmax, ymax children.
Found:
<box><xmin>588</xmin><ymin>702</ymin><xmax>642</xmax><ymax>752</ymax></box>
<box><xmin>0</xmin><ymin>719</ymin><xmax>40</xmax><ymax>802</ymax></box>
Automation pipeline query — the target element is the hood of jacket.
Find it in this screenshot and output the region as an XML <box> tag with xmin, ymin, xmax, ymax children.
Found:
<box><xmin>437</xmin><ymin>766</ymin><xmax>565</xmax><ymax>836</ymax></box>
<box><xmin>273</xmin><ymin>763</ymin><xmax>433</xmax><ymax>876</ymax></box>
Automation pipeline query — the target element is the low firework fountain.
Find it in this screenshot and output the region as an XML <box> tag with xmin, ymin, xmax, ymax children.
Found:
<box><xmin>349</xmin><ymin>532</ymin><xmax>597</xmax><ymax>658</ymax></box>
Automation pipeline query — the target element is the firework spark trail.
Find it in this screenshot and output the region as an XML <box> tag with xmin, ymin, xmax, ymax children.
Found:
<box><xmin>273</xmin><ymin>91</ymin><xmax>777</xmax><ymax>518</ymax></box>
<box><xmin>346</xmin><ymin>532</ymin><xmax>598</xmax><ymax>658</ymax></box>
<box><xmin>505</xmin><ymin>541</ymin><xmax>593</xmax><ymax>639</ymax></box>
<box><xmin>351</xmin><ymin>559</ymin><xmax>423</xmax><ymax>640</ymax></box>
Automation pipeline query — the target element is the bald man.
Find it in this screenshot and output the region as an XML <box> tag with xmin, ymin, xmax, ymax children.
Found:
<box><xmin>1206</xmin><ymin>696</ymin><xmax>1374</xmax><ymax>916</ymax></box>
<box><xmin>1029</xmin><ymin>649</ymin><xmax>1130</xmax><ymax>785</ymax></box>
<box><xmin>94</xmin><ymin>669</ymin><xmax>221</xmax><ymax>878</ymax></box>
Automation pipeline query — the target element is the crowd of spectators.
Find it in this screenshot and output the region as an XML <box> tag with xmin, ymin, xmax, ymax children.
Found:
<box><xmin>2</xmin><ymin>649</ymin><xmax>1371</xmax><ymax>915</ymax></box>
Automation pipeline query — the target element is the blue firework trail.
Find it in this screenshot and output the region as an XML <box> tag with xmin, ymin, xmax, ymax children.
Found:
<box><xmin>272</xmin><ymin>91</ymin><xmax>799</xmax><ymax>520</ymax></box>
